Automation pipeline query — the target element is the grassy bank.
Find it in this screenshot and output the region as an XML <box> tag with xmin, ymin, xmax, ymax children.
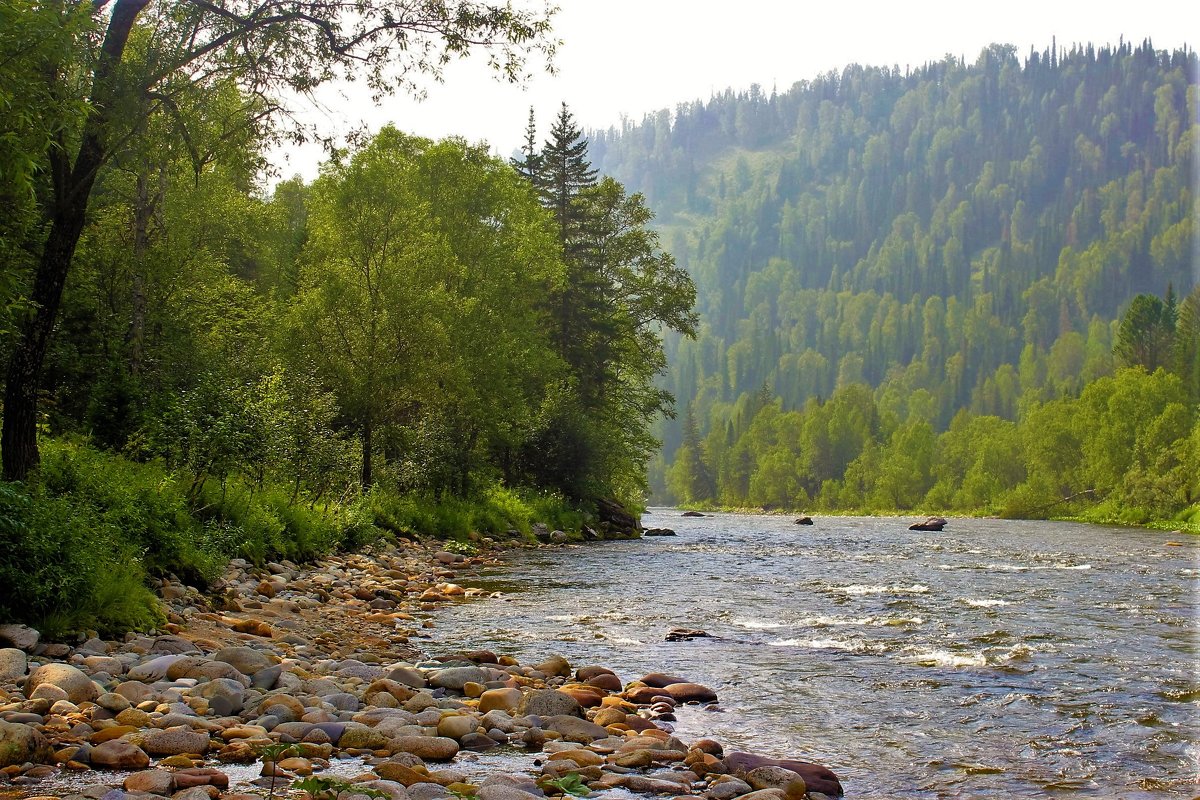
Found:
<box><xmin>0</xmin><ymin>438</ymin><xmax>585</xmax><ymax>639</ymax></box>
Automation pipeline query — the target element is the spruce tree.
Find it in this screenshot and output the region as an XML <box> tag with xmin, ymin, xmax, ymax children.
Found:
<box><xmin>537</xmin><ymin>102</ymin><xmax>601</xmax><ymax>389</ymax></box>
<box><xmin>511</xmin><ymin>106</ymin><xmax>542</xmax><ymax>183</ymax></box>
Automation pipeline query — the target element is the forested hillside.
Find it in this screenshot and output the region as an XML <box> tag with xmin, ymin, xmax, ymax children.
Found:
<box><xmin>589</xmin><ymin>40</ymin><xmax>1198</xmax><ymax>521</ymax></box>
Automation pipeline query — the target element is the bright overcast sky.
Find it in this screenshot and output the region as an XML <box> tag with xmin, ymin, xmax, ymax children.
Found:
<box><xmin>266</xmin><ymin>0</ymin><xmax>1191</xmax><ymax>183</ymax></box>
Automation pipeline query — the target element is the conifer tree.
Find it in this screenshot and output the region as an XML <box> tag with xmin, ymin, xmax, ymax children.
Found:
<box><xmin>511</xmin><ymin>106</ymin><xmax>542</xmax><ymax>183</ymax></box>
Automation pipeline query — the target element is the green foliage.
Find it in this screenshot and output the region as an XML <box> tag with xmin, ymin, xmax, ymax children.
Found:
<box><xmin>0</xmin><ymin>478</ymin><xmax>163</xmax><ymax>638</ymax></box>
<box><xmin>537</xmin><ymin>772</ymin><xmax>591</xmax><ymax>797</ymax></box>
<box><xmin>602</xmin><ymin>44</ymin><xmax>1196</xmax><ymax>505</ymax></box>
<box><xmin>292</xmin><ymin>776</ymin><xmax>387</xmax><ymax>800</ymax></box>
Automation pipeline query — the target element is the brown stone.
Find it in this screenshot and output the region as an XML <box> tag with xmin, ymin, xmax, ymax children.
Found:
<box><xmin>723</xmin><ymin>751</ymin><xmax>842</xmax><ymax>798</ymax></box>
<box><xmin>124</xmin><ymin>769</ymin><xmax>176</xmax><ymax>795</ymax></box>
<box><xmin>662</xmin><ymin>682</ymin><xmax>718</xmax><ymax>704</ymax></box>
<box><xmin>91</xmin><ymin>740</ymin><xmax>151</xmax><ymax>770</ymax></box>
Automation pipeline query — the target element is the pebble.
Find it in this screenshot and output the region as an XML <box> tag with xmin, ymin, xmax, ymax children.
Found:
<box><xmin>0</xmin><ymin>542</ymin><xmax>844</xmax><ymax>800</ymax></box>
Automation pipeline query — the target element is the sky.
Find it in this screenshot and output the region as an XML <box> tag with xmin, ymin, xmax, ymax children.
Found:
<box><xmin>266</xmin><ymin>0</ymin><xmax>1191</xmax><ymax>183</ymax></box>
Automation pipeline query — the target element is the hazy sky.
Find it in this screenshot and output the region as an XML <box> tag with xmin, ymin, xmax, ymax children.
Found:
<box><xmin>267</xmin><ymin>0</ymin><xmax>1190</xmax><ymax>182</ymax></box>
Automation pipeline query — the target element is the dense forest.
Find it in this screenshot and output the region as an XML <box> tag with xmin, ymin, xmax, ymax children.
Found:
<box><xmin>587</xmin><ymin>40</ymin><xmax>1199</xmax><ymax>525</ymax></box>
<box><xmin>0</xmin><ymin>0</ymin><xmax>693</xmax><ymax>633</ymax></box>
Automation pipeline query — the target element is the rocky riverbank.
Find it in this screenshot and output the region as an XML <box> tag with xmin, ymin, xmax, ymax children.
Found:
<box><xmin>0</xmin><ymin>539</ymin><xmax>844</xmax><ymax>800</ymax></box>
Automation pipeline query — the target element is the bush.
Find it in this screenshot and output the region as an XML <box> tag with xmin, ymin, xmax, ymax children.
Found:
<box><xmin>0</xmin><ymin>481</ymin><xmax>163</xmax><ymax>637</ymax></box>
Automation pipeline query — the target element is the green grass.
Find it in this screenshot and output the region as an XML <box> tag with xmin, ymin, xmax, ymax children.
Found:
<box><xmin>0</xmin><ymin>436</ymin><xmax>592</xmax><ymax>637</ymax></box>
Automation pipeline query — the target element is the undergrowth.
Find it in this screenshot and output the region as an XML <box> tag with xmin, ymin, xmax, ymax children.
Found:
<box><xmin>0</xmin><ymin>437</ymin><xmax>586</xmax><ymax>638</ymax></box>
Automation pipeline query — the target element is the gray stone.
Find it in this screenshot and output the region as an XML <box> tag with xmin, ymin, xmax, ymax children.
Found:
<box><xmin>26</xmin><ymin>662</ymin><xmax>100</xmax><ymax>704</ymax></box>
<box><xmin>706</xmin><ymin>778</ymin><xmax>753</xmax><ymax>800</ymax></box>
<box><xmin>0</xmin><ymin>624</ymin><xmax>39</xmax><ymax>651</ymax></box>
<box><xmin>0</xmin><ymin>720</ymin><xmax>52</xmax><ymax>767</ymax></box>
<box><xmin>385</xmin><ymin>666</ymin><xmax>427</xmax><ymax>689</ymax></box>
<box><xmin>212</xmin><ymin>647</ymin><xmax>272</xmax><ymax>677</ymax></box>
<box><xmin>407</xmin><ymin>783</ymin><xmax>451</xmax><ymax>800</ymax></box>
<box><xmin>251</xmin><ymin>665</ymin><xmax>284</xmax><ymax>690</ymax></box>
<box><xmin>477</xmin><ymin>786</ymin><xmax>543</xmax><ymax>800</ymax></box>
<box><xmin>149</xmin><ymin>636</ymin><xmax>200</xmax><ymax>655</ymax></box>
<box><xmin>0</xmin><ymin>648</ymin><xmax>28</xmax><ymax>682</ymax></box>
<box><xmin>389</xmin><ymin>735</ymin><xmax>460</xmax><ymax>761</ymax></box>
<box><xmin>516</xmin><ymin>689</ymin><xmax>582</xmax><ymax>719</ymax></box>
<box><xmin>325</xmin><ymin>692</ymin><xmax>360</xmax><ymax>711</ymax></box>
<box><xmin>539</xmin><ymin>715</ymin><xmax>609</xmax><ymax>743</ymax></box>
<box><xmin>334</xmin><ymin>660</ymin><xmax>386</xmax><ymax>681</ymax></box>
<box><xmin>356</xmin><ymin>780</ymin><xmax>410</xmax><ymax>800</ymax></box>
<box><xmin>428</xmin><ymin>666</ymin><xmax>485</xmax><ymax>691</ymax></box>
<box><xmin>128</xmin><ymin>655</ymin><xmax>187</xmax><ymax>683</ymax></box>
<box><xmin>139</xmin><ymin>727</ymin><xmax>210</xmax><ymax>756</ymax></box>
<box><xmin>195</xmin><ymin>678</ymin><xmax>245</xmax><ymax>715</ymax></box>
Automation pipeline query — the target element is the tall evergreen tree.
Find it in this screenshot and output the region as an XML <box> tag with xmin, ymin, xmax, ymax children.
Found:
<box><xmin>511</xmin><ymin>106</ymin><xmax>542</xmax><ymax>183</ymax></box>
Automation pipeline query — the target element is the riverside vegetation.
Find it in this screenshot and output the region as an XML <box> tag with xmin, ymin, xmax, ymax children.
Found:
<box><xmin>0</xmin><ymin>1</ymin><xmax>694</xmax><ymax>636</ymax></box>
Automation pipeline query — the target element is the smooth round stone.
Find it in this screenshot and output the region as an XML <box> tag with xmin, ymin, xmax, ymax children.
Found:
<box><xmin>385</xmin><ymin>667</ymin><xmax>427</xmax><ymax>689</ymax></box>
<box><xmin>477</xmin><ymin>689</ymin><xmax>522</xmax><ymax>714</ymax></box>
<box><xmin>516</xmin><ymin>689</ymin><xmax>582</xmax><ymax>719</ymax></box>
<box><xmin>90</xmin><ymin>740</ymin><xmax>151</xmax><ymax>769</ymax></box>
<box><xmin>114</xmin><ymin>680</ymin><xmax>157</xmax><ymax>705</ymax></box>
<box><xmin>662</xmin><ymin>682</ymin><xmax>718</xmax><ymax>704</ymax></box>
<box><xmin>95</xmin><ymin>693</ymin><xmax>132</xmax><ymax>713</ymax></box>
<box><xmin>251</xmin><ymin>665</ymin><xmax>284</xmax><ymax>691</ymax></box>
<box><xmin>0</xmin><ymin>720</ymin><xmax>52</xmax><ymax>767</ymax></box>
<box><xmin>0</xmin><ymin>648</ymin><xmax>28</xmax><ymax>682</ymax></box>
<box><xmin>27</xmin><ymin>664</ymin><xmax>99</xmax><ymax>704</ymax></box>
<box><xmin>212</xmin><ymin>647</ymin><xmax>272</xmax><ymax>677</ymax></box>
<box><xmin>456</xmin><ymin>733</ymin><xmax>496</xmax><ymax>752</ymax></box>
<box><xmin>123</xmin><ymin>769</ymin><xmax>176</xmax><ymax>795</ymax></box>
<box><xmin>390</xmin><ymin>735</ymin><xmax>460</xmax><ymax>761</ymax></box>
<box><xmin>428</xmin><ymin>667</ymin><xmax>485</xmax><ymax>691</ymax></box>
<box><xmin>128</xmin><ymin>655</ymin><xmax>188</xmax><ymax>683</ymax></box>
<box><xmin>436</xmin><ymin>715</ymin><xmax>478</xmax><ymax>740</ymax></box>
<box><xmin>325</xmin><ymin>693</ymin><xmax>360</xmax><ymax>712</ymax></box>
<box><xmin>140</xmin><ymin>726</ymin><xmax>211</xmax><ymax>756</ymax></box>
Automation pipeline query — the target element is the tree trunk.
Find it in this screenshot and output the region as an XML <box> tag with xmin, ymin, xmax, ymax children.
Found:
<box><xmin>361</xmin><ymin>415</ymin><xmax>373</xmax><ymax>491</ymax></box>
<box><xmin>1</xmin><ymin>0</ymin><xmax>150</xmax><ymax>481</ymax></box>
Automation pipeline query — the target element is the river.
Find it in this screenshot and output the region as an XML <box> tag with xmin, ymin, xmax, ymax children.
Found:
<box><xmin>429</xmin><ymin>511</ymin><xmax>1198</xmax><ymax>799</ymax></box>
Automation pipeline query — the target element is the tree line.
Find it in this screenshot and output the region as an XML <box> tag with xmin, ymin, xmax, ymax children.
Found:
<box><xmin>0</xmin><ymin>1</ymin><xmax>696</xmax><ymax>632</ymax></box>
<box><xmin>585</xmin><ymin>39</ymin><xmax>1197</xmax><ymax>521</ymax></box>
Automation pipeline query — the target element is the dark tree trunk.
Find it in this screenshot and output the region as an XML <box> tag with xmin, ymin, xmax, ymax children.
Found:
<box><xmin>1</xmin><ymin>0</ymin><xmax>149</xmax><ymax>481</ymax></box>
<box><xmin>361</xmin><ymin>415</ymin><xmax>373</xmax><ymax>491</ymax></box>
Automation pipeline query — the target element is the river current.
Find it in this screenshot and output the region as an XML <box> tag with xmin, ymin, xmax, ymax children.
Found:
<box><xmin>430</xmin><ymin>511</ymin><xmax>1199</xmax><ymax>799</ymax></box>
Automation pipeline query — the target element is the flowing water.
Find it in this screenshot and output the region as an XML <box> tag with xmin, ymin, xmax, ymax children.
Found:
<box><xmin>430</xmin><ymin>511</ymin><xmax>1199</xmax><ymax>799</ymax></box>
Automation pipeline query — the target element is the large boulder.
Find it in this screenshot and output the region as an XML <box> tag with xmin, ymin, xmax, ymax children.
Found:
<box><xmin>0</xmin><ymin>721</ymin><xmax>52</xmax><ymax>767</ymax></box>
<box><xmin>26</xmin><ymin>662</ymin><xmax>99</xmax><ymax>704</ymax></box>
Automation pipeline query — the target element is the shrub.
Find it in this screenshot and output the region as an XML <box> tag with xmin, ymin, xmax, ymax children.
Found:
<box><xmin>0</xmin><ymin>481</ymin><xmax>163</xmax><ymax>637</ymax></box>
